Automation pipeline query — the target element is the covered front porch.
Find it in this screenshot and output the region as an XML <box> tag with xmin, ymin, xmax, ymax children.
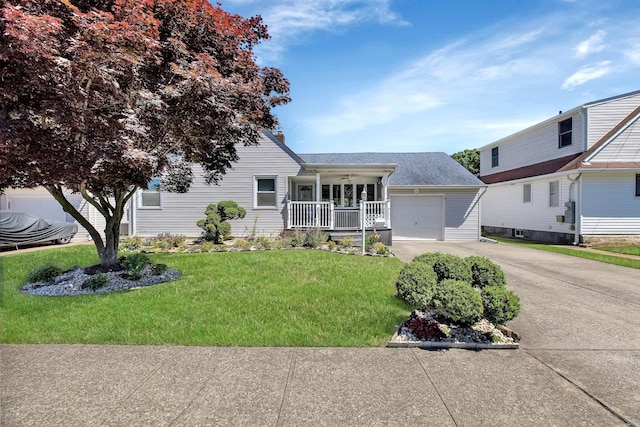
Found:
<box><xmin>285</xmin><ymin>162</ymin><xmax>396</xmax><ymax>231</ymax></box>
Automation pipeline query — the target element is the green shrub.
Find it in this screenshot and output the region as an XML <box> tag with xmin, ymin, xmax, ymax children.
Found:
<box><xmin>290</xmin><ymin>230</ymin><xmax>305</xmax><ymax>247</ymax></box>
<box><xmin>26</xmin><ymin>263</ymin><xmax>63</xmax><ymax>283</ymax></box>
<box><xmin>150</xmin><ymin>233</ymin><xmax>186</xmax><ymax>250</ymax></box>
<box><xmin>412</xmin><ymin>252</ymin><xmax>445</xmax><ymax>266</ymax></box>
<box><xmin>153</xmin><ymin>263</ymin><xmax>168</xmax><ymax>275</ymax></box>
<box><xmin>232</xmin><ymin>239</ymin><xmax>252</xmax><ymax>250</ymax></box>
<box><xmin>197</xmin><ymin>201</ymin><xmax>246</xmax><ymax>243</ymax></box>
<box><xmin>432</xmin><ymin>279</ymin><xmax>483</xmax><ymax>326</ymax></box>
<box><xmin>340</xmin><ymin>236</ymin><xmax>354</xmax><ymax>248</ymax></box>
<box><xmin>200</xmin><ymin>241</ymin><xmax>214</xmax><ymax>252</ymax></box>
<box><xmin>395</xmin><ymin>261</ymin><xmax>438</xmax><ymax>310</ymax></box>
<box><xmin>327</xmin><ymin>240</ymin><xmax>337</xmax><ymax>251</ymax></box>
<box><xmin>123</xmin><ymin>253</ymin><xmax>150</xmax><ymax>280</ymax></box>
<box><xmin>482</xmin><ymin>286</ymin><xmax>521</xmax><ymax>325</ymax></box>
<box><xmin>256</xmin><ymin>236</ymin><xmax>272</xmax><ymax>249</ymax></box>
<box><xmin>432</xmin><ymin>254</ymin><xmax>472</xmax><ymax>283</ymax></box>
<box><xmin>119</xmin><ymin>236</ymin><xmax>143</xmax><ymax>251</ymax></box>
<box><xmin>467</xmin><ymin>256</ymin><xmax>506</xmax><ymax>289</ymax></box>
<box><xmin>372</xmin><ymin>242</ymin><xmax>389</xmax><ymax>255</ymax></box>
<box><xmin>303</xmin><ymin>228</ymin><xmax>327</xmax><ymax>248</ymax></box>
<box><xmin>85</xmin><ymin>273</ymin><xmax>108</xmax><ymax>290</ymax></box>
<box><xmin>365</xmin><ymin>230</ymin><xmax>380</xmax><ymax>251</ymax></box>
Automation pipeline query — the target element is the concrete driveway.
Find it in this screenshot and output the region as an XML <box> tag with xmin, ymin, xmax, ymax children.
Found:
<box><xmin>391</xmin><ymin>240</ymin><xmax>640</xmax><ymax>426</ymax></box>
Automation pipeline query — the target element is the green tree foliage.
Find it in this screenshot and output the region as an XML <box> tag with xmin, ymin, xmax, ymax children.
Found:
<box><xmin>451</xmin><ymin>149</ymin><xmax>480</xmax><ymax>175</ymax></box>
<box><xmin>0</xmin><ymin>0</ymin><xmax>289</xmax><ymax>266</ymax></box>
<box><xmin>197</xmin><ymin>201</ymin><xmax>246</xmax><ymax>243</ymax></box>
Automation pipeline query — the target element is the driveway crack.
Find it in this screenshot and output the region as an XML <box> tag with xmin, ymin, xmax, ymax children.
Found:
<box><xmin>411</xmin><ymin>349</ymin><xmax>459</xmax><ymax>427</ymax></box>
<box><xmin>275</xmin><ymin>348</ymin><xmax>296</xmax><ymax>427</ymax></box>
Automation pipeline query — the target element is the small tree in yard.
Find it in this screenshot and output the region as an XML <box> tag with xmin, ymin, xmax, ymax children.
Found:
<box><xmin>197</xmin><ymin>201</ymin><xmax>246</xmax><ymax>244</ymax></box>
<box><xmin>0</xmin><ymin>0</ymin><xmax>289</xmax><ymax>266</ymax></box>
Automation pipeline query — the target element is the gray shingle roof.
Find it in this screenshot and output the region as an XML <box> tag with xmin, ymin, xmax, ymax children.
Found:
<box><xmin>299</xmin><ymin>152</ymin><xmax>485</xmax><ymax>187</ymax></box>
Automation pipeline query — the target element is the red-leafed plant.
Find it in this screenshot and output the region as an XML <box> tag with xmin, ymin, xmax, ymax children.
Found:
<box><xmin>0</xmin><ymin>0</ymin><xmax>289</xmax><ymax>266</ymax></box>
<box><xmin>406</xmin><ymin>317</ymin><xmax>446</xmax><ymax>341</ymax></box>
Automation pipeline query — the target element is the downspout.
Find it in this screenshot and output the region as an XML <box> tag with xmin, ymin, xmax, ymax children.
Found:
<box><xmin>568</xmin><ymin>173</ymin><xmax>582</xmax><ymax>245</ymax></box>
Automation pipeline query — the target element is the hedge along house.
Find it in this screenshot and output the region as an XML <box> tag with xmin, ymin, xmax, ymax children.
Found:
<box><xmin>1</xmin><ymin>130</ymin><xmax>486</xmax><ymax>243</ymax></box>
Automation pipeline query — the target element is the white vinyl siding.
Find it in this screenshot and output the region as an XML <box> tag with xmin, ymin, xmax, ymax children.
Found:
<box><xmin>134</xmin><ymin>133</ymin><xmax>303</xmax><ymax>237</ymax></box>
<box><xmin>482</xmin><ymin>176</ymin><xmax>572</xmax><ymax>234</ymax></box>
<box><xmin>581</xmin><ymin>172</ymin><xmax>640</xmax><ymax>235</ymax></box>
<box><xmin>589</xmin><ymin>116</ymin><xmax>640</xmax><ymax>163</ymax></box>
<box><xmin>587</xmin><ymin>92</ymin><xmax>640</xmax><ymax>148</ymax></box>
<box><xmin>479</xmin><ymin>113</ymin><xmax>584</xmax><ymax>176</ymax></box>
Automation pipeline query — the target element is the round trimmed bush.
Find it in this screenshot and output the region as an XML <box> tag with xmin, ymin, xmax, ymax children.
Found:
<box><xmin>395</xmin><ymin>261</ymin><xmax>438</xmax><ymax>310</ymax></box>
<box><xmin>432</xmin><ymin>279</ymin><xmax>483</xmax><ymax>326</ymax></box>
<box><xmin>432</xmin><ymin>254</ymin><xmax>472</xmax><ymax>283</ymax></box>
<box><xmin>482</xmin><ymin>286</ymin><xmax>521</xmax><ymax>325</ymax></box>
<box><xmin>466</xmin><ymin>256</ymin><xmax>506</xmax><ymax>289</ymax></box>
<box><xmin>412</xmin><ymin>252</ymin><xmax>445</xmax><ymax>266</ymax></box>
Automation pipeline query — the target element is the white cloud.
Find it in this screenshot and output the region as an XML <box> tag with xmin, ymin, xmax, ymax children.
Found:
<box><xmin>245</xmin><ymin>0</ymin><xmax>407</xmax><ymax>62</ymax></box>
<box><xmin>574</xmin><ymin>29</ymin><xmax>607</xmax><ymax>58</ymax></box>
<box><xmin>308</xmin><ymin>23</ymin><xmax>555</xmax><ymax>136</ymax></box>
<box><xmin>561</xmin><ymin>61</ymin><xmax>612</xmax><ymax>89</ymax></box>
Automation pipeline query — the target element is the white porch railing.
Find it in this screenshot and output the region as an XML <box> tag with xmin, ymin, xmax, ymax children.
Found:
<box><xmin>287</xmin><ymin>201</ymin><xmax>389</xmax><ymax>230</ymax></box>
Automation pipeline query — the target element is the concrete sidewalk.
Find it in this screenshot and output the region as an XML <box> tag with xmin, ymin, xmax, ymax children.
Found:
<box><xmin>0</xmin><ymin>344</ymin><xmax>626</xmax><ymax>426</ymax></box>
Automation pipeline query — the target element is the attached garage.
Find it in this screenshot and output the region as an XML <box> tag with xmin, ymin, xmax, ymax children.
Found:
<box><xmin>391</xmin><ymin>195</ymin><xmax>443</xmax><ymax>240</ymax></box>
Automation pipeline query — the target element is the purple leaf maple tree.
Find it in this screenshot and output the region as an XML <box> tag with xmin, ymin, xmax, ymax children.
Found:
<box><xmin>0</xmin><ymin>0</ymin><xmax>290</xmax><ymax>266</ymax></box>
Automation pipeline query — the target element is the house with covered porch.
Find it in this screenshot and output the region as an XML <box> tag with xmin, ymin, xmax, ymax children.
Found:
<box><xmin>1</xmin><ymin>130</ymin><xmax>486</xmax><ymax>243</ymax></box>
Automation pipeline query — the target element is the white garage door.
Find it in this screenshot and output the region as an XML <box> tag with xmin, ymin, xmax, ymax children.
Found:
<box><xmin>7</xmin><ymin>196</ymin><xmax>68</xmax><ymax>222</ymax></box>
<box><xmin>391</xmin><ymin>195</ymin><xmax>443</xmax><ymax>240</ymax></box>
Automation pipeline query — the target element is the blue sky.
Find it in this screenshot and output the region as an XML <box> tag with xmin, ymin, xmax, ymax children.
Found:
<box><xmin>222</xmin><ymin>0</ymin><xmax>640</xmax><ymax>155</ymax></box>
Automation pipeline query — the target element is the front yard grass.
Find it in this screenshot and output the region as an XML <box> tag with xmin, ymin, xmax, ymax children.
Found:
<box><xmin>491</xmin><ymin>237</ymin><xmax>640</xmax><ymax>270</ymax></box>
<box><xmin>0</xmin><ymin>246</ymin><xmax>407</xmax><ymax>346</ymax></box>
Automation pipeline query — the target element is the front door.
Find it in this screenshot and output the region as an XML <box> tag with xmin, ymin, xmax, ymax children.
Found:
<box><xmin>298</xmin><ymin>184</ymin><xmax>314</xmax><ymax>201</ymax></box>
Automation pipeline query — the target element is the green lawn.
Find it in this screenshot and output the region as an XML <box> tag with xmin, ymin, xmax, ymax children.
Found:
<box><xmin>0</xmin><ymin>246</ymin><xmax>407</xmax><ymax>346</ymax></box>
<box><xmin>491</xmin><ymin>237</ymin><xmax>640</xmax><ymax>270</ymax></box>
<box><xmin>595</xmin><ymin>245</ymin><xmax>640</xmax><ymax>256</ymax></box>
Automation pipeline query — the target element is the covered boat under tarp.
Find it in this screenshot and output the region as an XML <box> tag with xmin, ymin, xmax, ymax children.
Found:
<box><xmin>0</xmin><ymin>211</ymin><xmax>77</xmax><ymax>248</ymax></box>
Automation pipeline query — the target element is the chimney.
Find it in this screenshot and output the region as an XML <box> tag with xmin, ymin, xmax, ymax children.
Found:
<box><xmin>274</xmin><ymin>132</ymin><xmax>285</xmax><ymax>145</ymax></box>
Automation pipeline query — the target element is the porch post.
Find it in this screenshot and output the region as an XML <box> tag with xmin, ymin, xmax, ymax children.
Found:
<box><xmin>315</xmin><ymin>173</ymin><xmax>321</xmax><ymax>227</ymax></box>
<box><xmin>382</xmin><ymin>173</ymin><xmax>390</xmax><ymax>228</ymax></box>
<box><xmin>330</xmin><ymin>202</ymin><xmax>335</xmax><ymax>229</ymax></box>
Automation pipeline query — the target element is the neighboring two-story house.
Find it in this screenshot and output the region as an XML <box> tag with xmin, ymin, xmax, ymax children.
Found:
<box><xmin>479</xmin><ymin>89</ymin><xmax>640</xmax><ymax>245</ymax></box>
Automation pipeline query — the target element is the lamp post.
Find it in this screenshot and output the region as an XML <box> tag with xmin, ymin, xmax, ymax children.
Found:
<box><xmin>361</xmin><ymin>189</ymin><xmax>367</xmax><ymax>255</ymax></box>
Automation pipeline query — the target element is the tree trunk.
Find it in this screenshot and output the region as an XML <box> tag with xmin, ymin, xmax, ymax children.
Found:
<box><xmin>46</xmin><ymin>185</ymin><xmax>135</xmax><ymax>267</ymax></box>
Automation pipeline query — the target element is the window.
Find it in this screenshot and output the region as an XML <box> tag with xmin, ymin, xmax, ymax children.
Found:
<box><xmin>321</xmin><ymin>184</ymin><xmax>330</xmax><ymax>202</ymax></box>
<box><xmin>491</xmin><ymin>147</ymin><xmax>499</xmax><ymax>167</ymax></box>
<box><xmin>636</xmin><ymin>174</ymin><xmax>640</xmax><ymax>197</ymax></box>
<box><xmin>139</xmin><ymin>178</ymin><xmax>161</xmax><ymax>208</ymax></box>
<box><xmin>559</xmin><ymin>117</ymin><xmax>572</xmax><ymax>148</ymax></box>
<box><xmin>523</xmin><ymin>183</ymin><xmax>531</xmax><ymax>203</ymax></box>
<box><xmin>255</xmin><ymin>176</ymin><xmax>277</xmax><ymax>208</ymax></box>
<box><xmin>549</xmin><ymin>181</ymin><xmax>559</xmax><ymax>207</ymax></box>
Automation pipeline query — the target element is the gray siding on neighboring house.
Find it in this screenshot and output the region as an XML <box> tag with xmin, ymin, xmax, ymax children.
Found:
<box><xmin>581</xmin><ymin>172</ymin><xmax>640</xmax><ymax>235</ymax></box>
<box><xmin>587</xmin><ymin>92</ymin><xmax>640</xmax><ymax>148</ymax></box>
<box><xmin>134</xmin><ymin>133</ymin><xmax>303</xmax><ymax>237</ymax></box>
